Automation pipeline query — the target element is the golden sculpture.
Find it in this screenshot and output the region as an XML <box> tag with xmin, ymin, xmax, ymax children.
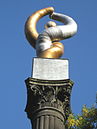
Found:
<box><xmin>25</xmin><ymin>7</ymin><xmax>77</xmax><ymax>58</ymax></box>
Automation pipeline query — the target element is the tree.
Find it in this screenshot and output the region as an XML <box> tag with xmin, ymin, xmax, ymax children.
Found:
<box><xmin>66</xmin><ymin>105</ymin><xmax>97</xmax><ymax>129</ymax></box>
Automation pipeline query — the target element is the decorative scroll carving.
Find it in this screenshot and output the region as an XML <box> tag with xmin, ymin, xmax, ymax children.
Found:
<box><xmin>25</xmin><ymin>78</ymin><xmax>73</xmax><ymax>119</ymax></box>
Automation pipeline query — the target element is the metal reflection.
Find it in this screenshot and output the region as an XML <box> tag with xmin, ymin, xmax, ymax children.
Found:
<box><xmin>25</xmin><ymin>7</ymin><xmax>77</xmax><ymax>58</ymax></box>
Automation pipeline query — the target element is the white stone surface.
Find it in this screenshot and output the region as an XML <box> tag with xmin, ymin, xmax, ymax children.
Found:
<box><xmin>32</xmin><ymin>58</ymin><xmax>69</xmax><ymax>80</ymax></box>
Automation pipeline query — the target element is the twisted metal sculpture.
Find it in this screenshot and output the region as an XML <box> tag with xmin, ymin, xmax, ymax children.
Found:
<box><xmin>25</xmin><ymin>7</ymin><xmax>77</xmax><ymax>58</ymax></box>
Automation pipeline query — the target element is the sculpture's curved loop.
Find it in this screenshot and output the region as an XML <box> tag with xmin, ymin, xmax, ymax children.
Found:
<box><xmin>50</xmin><ymin>12</ymin><xmax>77</xmax><ymax>40</ymax></box>
<box><xmin>25</xmin><ymin>7</ymin><xmax>77</xmax><ymax>58</ymax></box>
<box><xmin>25</xmin><ymin>7</ymin><xmax>54</xmax><ymax>48</ymax></box>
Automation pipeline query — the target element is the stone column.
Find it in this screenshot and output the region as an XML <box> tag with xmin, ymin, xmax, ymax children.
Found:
<box><xmin>25</xmin><ymin>58</ymin><xmax>73</xmax><ymax>129</ymax></box>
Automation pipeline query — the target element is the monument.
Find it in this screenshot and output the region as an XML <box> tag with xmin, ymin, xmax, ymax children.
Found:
<box><xmin>24</xmin><ymin>7</ymin><xmax>77</xmax><ymax>129</ymax></box>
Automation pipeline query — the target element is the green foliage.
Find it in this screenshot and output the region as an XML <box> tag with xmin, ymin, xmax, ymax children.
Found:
<box><xmin>66</xmin><ymin>105</ymin><xmax>97</xmax><ymax>129</ymax></box>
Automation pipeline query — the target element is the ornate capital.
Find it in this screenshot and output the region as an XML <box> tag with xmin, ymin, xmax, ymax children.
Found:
<box><xmin>25</xmin><ymin>78</ymin><xmax>73</xmax><ymax>120</ymax></box>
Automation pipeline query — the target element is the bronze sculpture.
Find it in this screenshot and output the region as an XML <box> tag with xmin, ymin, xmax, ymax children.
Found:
<box><xmin>25</xmin><ymin>7</ymin><xmax>77</xmax><ymax>58</ymax></box>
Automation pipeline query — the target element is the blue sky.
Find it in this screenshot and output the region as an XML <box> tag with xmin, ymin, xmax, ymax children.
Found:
<box><xmin>0</xmin><ymin>0</ymin><xmax>97</xmax><ymax>129</ymax></box>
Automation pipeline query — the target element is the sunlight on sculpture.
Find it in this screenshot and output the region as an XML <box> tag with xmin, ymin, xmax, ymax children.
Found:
<box><xmin>24</xmin><ymin>7</ymin><xmax>78</xmax><ymax>129</ymax></box>
<box><xmin>25</xmin><ymin>7</ymin><xmax>77</xmax><ymax>58</ymax></box>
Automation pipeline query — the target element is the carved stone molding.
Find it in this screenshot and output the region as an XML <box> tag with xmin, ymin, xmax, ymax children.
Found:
<box><xmin>25</xmin><ymin>78</ymin><xmax>73</xmax><ymax>120</ymax></box>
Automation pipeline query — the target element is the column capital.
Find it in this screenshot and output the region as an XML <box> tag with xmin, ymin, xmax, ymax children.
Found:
<box><xmin>25</xmin><ymin>78</ymin><xmax>73</xmax><ymax>120</ymax></box>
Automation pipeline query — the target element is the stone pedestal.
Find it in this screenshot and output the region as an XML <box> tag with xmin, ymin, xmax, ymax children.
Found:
<box><xmin>25</xmin><ymin>58</ymin><xmax>73</xmax><ymax>129</ymax></box>
<box><xmin>32</xmin><ymin>58</ymin><xmax>69</xmax><ymax>80</ymax></box>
